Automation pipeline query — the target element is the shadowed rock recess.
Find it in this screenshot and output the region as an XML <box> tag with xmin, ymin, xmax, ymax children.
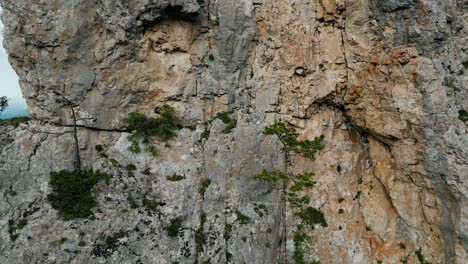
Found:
<box><xmin>0</xmin><ymin>0</ymin><xmax>466</xmax><ymax>263</ymax></box>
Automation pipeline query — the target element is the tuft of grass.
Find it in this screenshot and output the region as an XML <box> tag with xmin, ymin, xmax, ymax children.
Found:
<box><xmin>166</xmin><ymin>217</ymin><xmax>183</xmax><ymax>238</ymax></box>
<box><xmin>95</xmin><ymin>145</ymin><xmax>104</xmax><ymax>152</ymax></box>
<box><xmin>224</xmin><ymin>224</ymin><xmax>232</xmax><ymax>241</ymax></box>
<box><xmin>198</xmin><ymin>126</ymin><xmax>211</xmax><ymax>143</ymax></box>
<box><xmin>8</xmin><ymin>218</ymin><xmax>28</xmax><ymax>241</ymax></box>
<box><xmin>128</xmin><ymin>141</ymin><xmax>141</xmax><ymax>154</ymax></box>
<box><xmin>125</xmin><ymin>164</ymin><xmax>137</xmax><ymax>171</ymax></box>
<box><xmin>199</xmin><ymin>178</ymin><xmax>212</xmax><ymax>197</ymax></box>
<box><xmin>463</xmin><ymin>60</ymin><xmax>468</xmax><ymax>68</ymax></box>
<box><xmin>0</xmin><ymin>116</ymin><xmax>31</xmax><ymax>127</ymax></box>
<box><xmin>415</xmin><ymin>248</ymin><xmax>431</xmax><ymax>264</ymax></box>
<box><xmin>398</xmin><ymin>242</ymin><xmax>406</xmax><ymax>250</ymax></box>
<box><xmin>459</xmin><ymin>110</ymin><xmax>468</xmax><ymax>122</ymax></box>
<box><xmin>47</xmin><ymin>170</ymin><xmax>112</xmax><ymax>220</ymax></box>
<box><xmin>166</xmin><ymin>173</ymin><xmax>186</xmax><ymax>181</ymax></box>
<box><xmin>142</xmin><ymin>197</ymin><xmax>158</xmax><ymax>216</ymax></box>
<box><xmin>195</xmin><ymin>211</ymin><xmax>207</xmax><ymax>255</ymax></box>
<box><xmin>443</xmin><ymin>78</ymin><xmax>459</xmax><ymax>91</ymax></box>
<box><xmin>104</xmin><ymin>230</ymin><xmax>126</xmax><ymax>248</ymax></box>
<box><xmin>127</xmin><ymin>195</ymin><xmax>139</xmax><ymax>209</ymax></box>
<box><xmin>353</xmin><ymin>190</ymin><xmax>362</xmax><ymax>200</ymax></box>
<box><xmin>214</xmin><ymin>111</ymin><xmax>237</xmax><ymax>134</ymax></box>
<box><xmin>110</xmin><ymin>159</ymin><xmax>120</xmax><ymax>167</ymax></box>
<box><xmin>235</xmin><ymin>210</ymin><xmax>250</xmax><ymax>225</ymax></box>
<box><xmin>357</xmin><ymin>177</ymin><xmax>363</xmax><ymax>185</ymax></box>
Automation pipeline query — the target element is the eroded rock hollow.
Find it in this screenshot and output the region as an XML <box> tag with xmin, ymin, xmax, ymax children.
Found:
<box><xmin>0</xmin><ymin>0</ymin><xmax>467</xmax><ymax>263</ymax></box>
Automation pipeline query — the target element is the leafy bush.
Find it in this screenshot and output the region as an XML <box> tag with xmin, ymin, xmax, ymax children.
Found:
<box><xmin>292</xmin><ymin>227</ymin><xmax>310</xmax><ymax>264</ymax></box>
<box><xmin>166</xmin><ymin>173</ymin><xmax>186</xmax><ymax>181</ymax></box>
<box><xmin>296</xmin><ymin>207</ymin><xmax>328</xmax><ymax>229</ymax></box>
<box><xmin>199</xmin><ymin>177</ymin><xmax>212</xmax><ymax>197</ymax></box>
<box><xmin>254</xmin><ymin>120</ymin><xmax>326</xmax><ymax>263</ymax></box>
<box><xmin>166</xmin><ymin>217</ymin><xmax>183</xmax><ymax>237</ymax></box>
<box><xmin>253</xmin><ymin>169</ymin><xmax>287</xmax><ymax>186</ymax></box>
<box><xmin>459</xmin><ymin>110</ymin><xmax>468</xmax><ymax>122</ymax></box>
<box><xmin>463</xmin><ymin>60</ymin><xmax>468</xmax><ymax>68</ymax></box>
<box><xmin>264</xmin><ymin>121</ymin><xmax>324</xmax><ymax>159</ymax></box>
<box><xmin>125</xmin><ymin>163</ymin><xmax>137</xmax><ymax>171</ymax></box>
<box><xmin>127</xmin><ymin>105</ymin><xmax>182</xmax><ymax>154</ymax></box>
<box><xmin>95</xmin><ymin>145</ymin><xmax>104</xmax><ymax>152</ymax></box>
<box><xmin>290</xmin><ymin>172</ymin><xmax>316</xmax><ymax>192</ymax></box>
<box><xmin>127</xmin><ymin>195</ymin><xmax>139</xmax><ymax>209</ymax></box>
<box><xmin>104</xmin><ymin>231</ymin><xmax>126</xmax><ymax>247</ymax></box>
<box><xmin>235</xmin><ymin>210</ymin><xmax>250</xmax><ymax>225</ymax></box>
<box><xmin>142</xmin><ymin>197</ymin><xmax>159</xmax><ymax>216</ymax></box>
<box><xmin>47</xmin><ymin>170</ymin><xmax>112</xmax><ymax>220</ymax></box>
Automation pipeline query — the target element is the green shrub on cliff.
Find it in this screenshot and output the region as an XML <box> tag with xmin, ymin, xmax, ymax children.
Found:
<box><xmin>127</xmin><ymin>105</ymin><xmax>182</xmax><ymax>154</ymax></box>
<box><xmin>47</xmin><ymin>170</ymin><xmax>112</xmax><ymax>220</ymax></box>
<box><xmin>254</xmin><ymin>120</ymin><xmax>326</xmax><ymax>263</ymax></box>
<box><xmin>214</xmin><ymin>111</ymin><xmax>237</xmax><ymax>133</ymax></box>
<box><xmin>165</xmin><ymin>217</ymin><xmax>183</xmax><ymax>237</ymax></box>
<box><xmin>459</xmin><ymin>110</ymin><xmax>468</xmax><ymax>123</ymax></box>
<box><xmin>263</xmin><ymin>121</ymin><xmax>324</xmax><ymax>159</ymax></box>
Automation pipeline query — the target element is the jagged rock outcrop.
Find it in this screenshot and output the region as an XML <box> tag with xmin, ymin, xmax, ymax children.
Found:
<box><xmin>0</xmin><ymin>0</ymin><xmax>466</xmax><ymax>263</ymax></box>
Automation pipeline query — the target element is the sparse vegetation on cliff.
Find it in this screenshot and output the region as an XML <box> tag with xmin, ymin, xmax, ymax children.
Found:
<box><xmin>47</xmin><ymin>170</ymin><xmax>112</xmax><ymax>220</ymax></box>
<box><xmin>166</xmin><ymin>173</ymin><xmax>186</xmax><ymax>181</ymax></box>
<box><xmin>459</xmin><ymin>110</ymin><xmax>468</xmax><ymax>122</ymax></box>
<box><xmin>127</xmin><ymin>104</ymin><xmax>182</xmax><ymax>155</ymax></box>
<box><xmin>166</xmin><ymin>217</ymin><xmax>183</xmax><ymax>237</ymax></box>
<box><xmin>253</xmin><ymin>120</ymin><xmax>326</xmax><ymax>263</ymax></box>
<box><xmin>415</xmin><ymin>248</ymin><xmax>431</xmax><ymax>264</ymax></box>
<box><xmin>263</xmin><ymin>121</ymin><xmax>324</xmax><ymax>159</ymax></box>
<box><xmin>8</xmin><ymin>218</ymin><xmax>28</xmax><ymax>241</ymax></box>
<box><xmin>197</xmin><ymin>111</ymin><xmax>238</xmax><ymax>144</ymax></box>
<box><xmin>198</xmin><ymin>177</ymin><xmax>212</xmax><ymax>197</ymax></box>
<box><xmin>214</xmin><ymin>111</ymin><xmax>237</xmax><ymax>134</ymax></box>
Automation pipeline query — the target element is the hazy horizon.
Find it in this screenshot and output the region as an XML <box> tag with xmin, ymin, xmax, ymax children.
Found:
<box><xmin>0</xmin><ymin>7</ymin><xmax>28</xmax><ymax>119</ymax></box>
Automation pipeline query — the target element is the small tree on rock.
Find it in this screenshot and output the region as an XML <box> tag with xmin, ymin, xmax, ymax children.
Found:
<box><xmin>0</xmin><ymin>96</ymin><xmax>9</xmax><ymax>116</ymax></box>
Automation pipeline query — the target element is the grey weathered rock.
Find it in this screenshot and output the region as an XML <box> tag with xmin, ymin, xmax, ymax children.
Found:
<box><xmin>0</xmin><ymin>0</ymin><xmax>467</xmax><ymax>263</ymax></box>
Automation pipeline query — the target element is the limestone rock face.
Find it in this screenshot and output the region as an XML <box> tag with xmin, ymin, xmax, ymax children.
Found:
<box><xmin>0</xmin><ymin>0</ymin><xmax>466</xmax><ymax>263</ymax></box>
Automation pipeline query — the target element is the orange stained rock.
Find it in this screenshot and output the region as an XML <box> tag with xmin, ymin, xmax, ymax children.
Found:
<box><xmin>63</xmin><ymin>142</ymin><xmax>73</xmax><ymax>155</ymax></box>
<box><xmin>374</xmin><ymin>242</ymin><xmax>405</xmax><ymax>262</ymax></box>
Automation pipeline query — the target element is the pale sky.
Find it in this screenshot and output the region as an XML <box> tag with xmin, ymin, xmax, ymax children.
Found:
<box><xmin>0</xmin><ymin>7</ymin><xmax>27</xmax><ymax>114</ymax></box>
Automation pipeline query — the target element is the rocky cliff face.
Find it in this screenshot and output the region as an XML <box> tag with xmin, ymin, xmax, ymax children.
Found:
<box><xmin>0</xmin><ymin>0</ymin><xmax>466</xmax><ymax>263</ymax></box>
